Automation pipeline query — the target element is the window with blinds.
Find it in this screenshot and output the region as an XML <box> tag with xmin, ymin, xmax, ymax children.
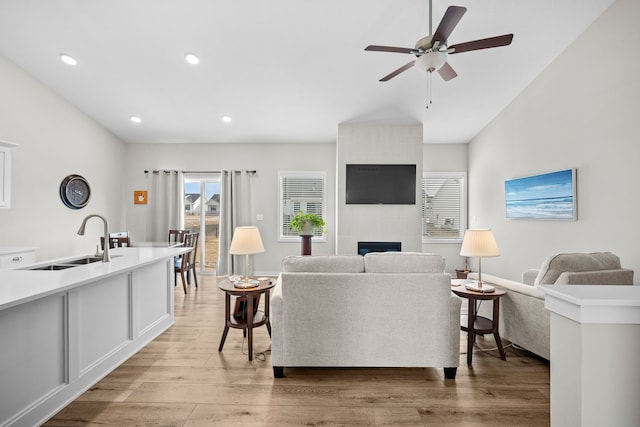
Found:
<box><xmin>279</xmin><ymin>171</ymin><xmax>326</xmax><ymax>240</ymax></box>
<box><xmin>422</xmin><ymin>172</ymin><xmax>467</xmax><ymax>242</ymax></box>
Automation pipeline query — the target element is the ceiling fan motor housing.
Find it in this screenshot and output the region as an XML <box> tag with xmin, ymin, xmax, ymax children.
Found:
<box><xmin>414</xmin><ymin>35</ymin><xmax>434</xmax><ymax>51</ymax></box>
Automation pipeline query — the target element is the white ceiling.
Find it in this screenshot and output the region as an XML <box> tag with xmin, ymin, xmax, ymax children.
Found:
<box><xmin>0</xmin><ymin>0</ymin><xmax>615</xmax><ymax>144</ymax></box>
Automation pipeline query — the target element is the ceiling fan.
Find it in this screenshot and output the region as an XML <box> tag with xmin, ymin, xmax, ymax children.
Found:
<box><xmin>364</xmin><ymin>5</ymin><xmax>513</xmax><ymax>83</ymax></box>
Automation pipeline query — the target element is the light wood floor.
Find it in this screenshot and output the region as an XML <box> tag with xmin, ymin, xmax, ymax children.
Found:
<box><xmin>44</xmin><ymin>275</ymin><xmax>550</xmax><ymax>426</ymax></box>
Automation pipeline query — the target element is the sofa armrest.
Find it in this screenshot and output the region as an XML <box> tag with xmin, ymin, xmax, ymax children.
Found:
<box><xmin>522</xmin><ymin>269</ymin><xmax>539</xmax><ymax>286</ymax></box>
<box><xmin>448</xmin><ymin>295</ymin><xmax>462</xmax><ymax>360</ymax></box>
<box><xmin>468</xmin><ymin>272</ymin><xmax>545</xmax><ymax>299</ymax></box>
<box><xmin>270</xmin><ymin>274</ymin><xmax>284</xmax><ymax>365</ymax></box>
<box><xmin>556</xmin><ymin>268</ymin><xmax>634</xmax><ymax>285</ymax></box>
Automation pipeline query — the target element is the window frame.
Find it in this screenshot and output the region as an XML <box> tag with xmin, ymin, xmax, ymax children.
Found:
<box><xmin>278</xmin><ymin>170</ymin><xmax>327</xmax><ymax>242</ymax></box>
<box><xmin>422</xmin><ymin>171</ymin><xmax>467</xmax><ymax>244</ymax></box>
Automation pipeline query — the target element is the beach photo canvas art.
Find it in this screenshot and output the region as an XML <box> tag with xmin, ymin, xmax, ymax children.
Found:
<box><xmin>505</xmin><ymin>169</ymin><xmax>576</xmax><ymax>220</ymax></box>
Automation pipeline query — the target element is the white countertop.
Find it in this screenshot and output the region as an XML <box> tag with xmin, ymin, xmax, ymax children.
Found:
<box><xmin>541</xmin><ymin>284</ymin><xmax>640</xmax><ymax>324</ymax></box>
<box><xmin>0</xmin><ymin>246</ymin><xmax>189</xmax><ymax>311</ymax></box>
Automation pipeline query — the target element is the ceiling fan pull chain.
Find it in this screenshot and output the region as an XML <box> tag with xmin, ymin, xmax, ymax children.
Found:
<box><xmin>426</xmin><ymin>71</ymin><xmax>432</xmax><ymax>109</ymax></box>
<box><xmin>425</xmin><ymin>72</ymin><xmax>429</xmax><ymax>109</ymax></box>
<box><xmin>430</xmin><ymin>71</ymin><xmax>433</xmax><ymax>106</ymax></box>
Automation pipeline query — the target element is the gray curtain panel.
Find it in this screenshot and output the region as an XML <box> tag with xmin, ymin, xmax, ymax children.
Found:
<box><xmin>217</xmin><ymin>170</ymin><xmax>252</xmax><ymax>276</ymax></box>
<box><xmin>146</xmin><ymin>170</ymin><xmax>184</xmax><ymax>242</ymax></box>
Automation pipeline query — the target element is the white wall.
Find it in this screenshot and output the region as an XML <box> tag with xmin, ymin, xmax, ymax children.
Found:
<box><xmin>422</xmin><ymin>143</ymin><xmax>468</xmax><ymax>274</ymax></box>
<box><xmin>0</xmin><ymin>55</ymin><xmax>126</xmax><ymax>261</ymax></box>
<box><xmin>468</xmin><ymin>0</ymin><xmax>640</xmax><ymax>283</ymax></box>
<box><xmin>124</xmin><ymin>142</ymin><xmax>336</xmax><ymax>274</ymax></box>
<box><xmin>336</xmin><ymin>123</ymin><xmax>423</xmax><ymax>254</ymax></box>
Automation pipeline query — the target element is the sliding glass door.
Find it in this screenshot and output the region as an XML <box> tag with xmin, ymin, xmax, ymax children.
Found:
<box><xmin>184</xmin><ymin>174</ymin><xmax>221</xmax><ymax>275</ymax></box>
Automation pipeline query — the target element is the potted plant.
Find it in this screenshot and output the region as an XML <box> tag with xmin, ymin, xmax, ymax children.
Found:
<box><xmin>456</xmin><ymin>257</ymin><xmax>471</xmax><ymax>279</ymax></box>
<box><xmin>289</xmin><ymin>211</ymin><xmax>326</xmax><ymax>236</ymax></box>
<box><xmin>289</xmin><ymin>211</ymin><xmax>326</xmax><ymax>256</ymax></box>
<box><xmin>455</xmin><ymin>268</ymin><xmax>471</xmax><ymax>279</ymax></box>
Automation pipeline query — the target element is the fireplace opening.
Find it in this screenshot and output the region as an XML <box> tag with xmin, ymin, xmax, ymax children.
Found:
<box><xmin>357</xmin><ymin>241</ymin><xmax>401</xmax><ymax>256</ymax></box>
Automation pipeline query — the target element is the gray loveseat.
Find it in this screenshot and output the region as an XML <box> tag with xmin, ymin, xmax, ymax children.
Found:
<box><xmin>471</xmin><ymin>252</ymin><xmax>634</xmax><ymax>360</ymax></box>
<box><xmin>271</xmin><ymin>252</ymin><xmax>461</xmax><ymax>379</ymax></box>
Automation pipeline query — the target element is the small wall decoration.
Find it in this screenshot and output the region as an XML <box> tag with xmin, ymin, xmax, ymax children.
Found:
<box><xmin>505</xmin><ymin>168</ymin><xmax>576</xmax><ymax>220</ymax></box>
<box><xmin>134</xmin><ymin>190</ymin><xmax>148</xmax><ymax>205</ymax></box>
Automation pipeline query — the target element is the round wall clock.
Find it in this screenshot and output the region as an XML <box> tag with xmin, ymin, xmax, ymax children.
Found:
<box><xmin>59</xmin><ymin>174</ymin><xmax>91</xmax><ymax>209</ymax></box>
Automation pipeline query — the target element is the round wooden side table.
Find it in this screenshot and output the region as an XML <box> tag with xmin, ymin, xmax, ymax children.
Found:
<box><xmin>218</xmin><ymin>277</ymin><xmax>275</xmax><ymax>361</ymax></box>
<box><xmin>451</xmin><ymin>283</ymin><xmax>507</xmax><ymax>365</ymax></box>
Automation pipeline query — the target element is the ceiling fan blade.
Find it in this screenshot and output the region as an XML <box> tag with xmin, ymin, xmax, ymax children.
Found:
<box><xmin>380</xmin><ymin>61</ymin><xmax>415</xmax><ymax>81</ymax></box>
<box><xmin>437</xmin><ymin>62</ymin><xmax>457</xmax><ymax>81</ymax></box>
<box><xmin>431</xmin><ymin>6</ymin><xmax>467</xmax><ymax>46</ymax></box>
<box><xmin>365</xmin><ymin>45</ymin><xmax>416</xmax><ymax>54</ymax></box>
<box><xmin>449</xmin><ymin>34</ymin><xmax>514</xmax><ymax>54</ymax></box>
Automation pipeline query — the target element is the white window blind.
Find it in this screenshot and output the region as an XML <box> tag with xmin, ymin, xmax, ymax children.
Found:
<box><xmin>279</xmin><ymin>171</ymin><xmax>326</xmax><ymax>240</ymax></box>
<box><xmin>422</xmin><ymin>172</ymin><xmax>467</xmax><ymax>242</ymax></box>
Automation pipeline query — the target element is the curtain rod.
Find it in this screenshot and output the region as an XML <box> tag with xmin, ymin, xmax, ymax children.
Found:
<box><xmin>144</xmin><ymin>169</ymin><xmax>256</xmax><ymax>174</ymax></box>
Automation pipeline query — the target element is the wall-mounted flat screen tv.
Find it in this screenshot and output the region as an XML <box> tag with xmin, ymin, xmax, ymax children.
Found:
<box><xmin>346</xmin><ymin>164</ymin><xmax>416</xmax><ymax>204</ymax></box>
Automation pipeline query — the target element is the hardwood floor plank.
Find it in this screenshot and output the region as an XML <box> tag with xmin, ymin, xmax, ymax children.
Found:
<box><xmin>44</xmin><ymin>402</ymin><xmax>196</xmax><ymax>426</ymax></box>
<box><xmin>123</xmin><ymin>351</ymin><xmax>212</xmax><ymax>368</ymax></box>
<box><xmin>418</xmin><ymin>407</ymin><xmax>550</xmax><ymax>426</ymax></box>
<box><xmin>101</xmin><ymin>365</ymin><xmax>274</xmax><ymax>385</ymax></box>
<box><xmin>73</xmin><ymin>379</ymin><xmax>140</xmax><ymax>402</ymax></box>
<box><xmin>126</xmin><ymin>382</ymin><xmax>342</xmax><ymax>407</ymax></box>
<box><xmin>185</xmin><ymin>404</ymin><xmax>424</xmax><ymax>427</ymax></box>
<box><xmin>44</xmin><ymin>275</ymin><xmax>550</xmax><ymax>426</ymax></box>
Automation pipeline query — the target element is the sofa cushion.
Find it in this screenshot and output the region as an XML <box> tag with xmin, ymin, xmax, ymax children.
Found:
<box><xmin>281</xmin><ymin>255</ymin><xmax>365</xmax><ymax>273</ymax></box>
<box><xmin>364</xmin><ymin>252</ymin><xmax>444</xmax><ymax>273</ymax></box>
<box><xmin>534</xmin><ymin>252</ymin><xmax>622</xmax><ymax>286</ymax></box>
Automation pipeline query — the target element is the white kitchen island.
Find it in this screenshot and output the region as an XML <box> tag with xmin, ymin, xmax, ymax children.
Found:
<box><xmin>542</xmin><ymin>285</ymin><xmax>640</xmax><ymax>427</ymax></box>
<box><xmin>0</xmin><ymin>246</ymin><xmax>189</xmax><ymax>427</ymax></box>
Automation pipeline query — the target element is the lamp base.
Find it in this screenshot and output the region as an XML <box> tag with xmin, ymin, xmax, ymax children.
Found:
<box><xmin>233</xmin><ymin>278</ymin><xmax>260</xmax><ymax>289</ymax></box>
<box><xmin>464</xmin><ymin>281</ymin><xmax>495</xmax><ymax>293</ymax></box>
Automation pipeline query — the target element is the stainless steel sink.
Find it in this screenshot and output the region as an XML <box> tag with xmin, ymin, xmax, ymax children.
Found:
<box><xmin>28</xmin><ymin>264</ymin><xmax>77</xmax><ymax>271</ymax></box>
<box><xmin>65</xmin><ymin>256</ymin><xmax>104</xmax><ymax>265</ymax></box>
<box><xmin>22</xmin><ymin>255</ymin><xmax>121</xmax><ymax>270</ymax></box>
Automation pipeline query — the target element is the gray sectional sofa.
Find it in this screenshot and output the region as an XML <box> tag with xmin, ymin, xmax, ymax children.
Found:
<box><xmin>471</xmin><ymin>252</ymin><xmax>634</xmax><ymax>360</ymax></box>
<box><xmin>270</xmin><ymin>252</ymin><xmax>461</xmax><ymax>379</ymax></box>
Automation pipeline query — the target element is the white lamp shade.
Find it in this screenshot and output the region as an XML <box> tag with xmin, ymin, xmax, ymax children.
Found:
<box><xmin>460</xmin><ymin>229</ymin><xmax>500</xmax><ymax>257</ymax></box>
<box><xmin>229</xmin><ymin>226</ymin><xmax>265</xmax><ymax>255</ymax></box>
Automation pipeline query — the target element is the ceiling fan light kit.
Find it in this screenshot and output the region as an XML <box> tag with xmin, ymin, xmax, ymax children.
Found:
<box><xmin>415</xmin><ymin>51</ymin><xmax>446</xmax><ymax>73</ymax></box>
<box><xmin>364</xmin><ymin>4</ymin><xmax>514</xmax><ymax>107</ymax></box>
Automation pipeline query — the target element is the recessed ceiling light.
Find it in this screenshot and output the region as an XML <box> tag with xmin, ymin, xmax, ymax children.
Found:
<box><xmin>130</xmin><ymin>115</ymin><xmax>142</xmax><ymax>124</ymax></box>
<box><xmin>220</xmin><ymin>115</ymin><xmax>232</xmax><ymax>123</ymax></box>
<box><xmin>59</xmin><ymin>53</ymin><xmax>77</xmax><ymax>66</ymax></box>
<box><xmin>185</xmin><ymin>53</ymin><xmax>200</xmax><ymax>65</ymax></box>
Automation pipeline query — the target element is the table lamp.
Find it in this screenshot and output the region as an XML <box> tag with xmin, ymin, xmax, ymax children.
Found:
<box><xmin>459</xmin><ymin>229</ymin><xmax>500</xmax><ymax>293</ymax></box>
<box><xmin>229</xmin><ymin>226</ymin><xmax>265</xmax><ymax>289</ymax></box>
